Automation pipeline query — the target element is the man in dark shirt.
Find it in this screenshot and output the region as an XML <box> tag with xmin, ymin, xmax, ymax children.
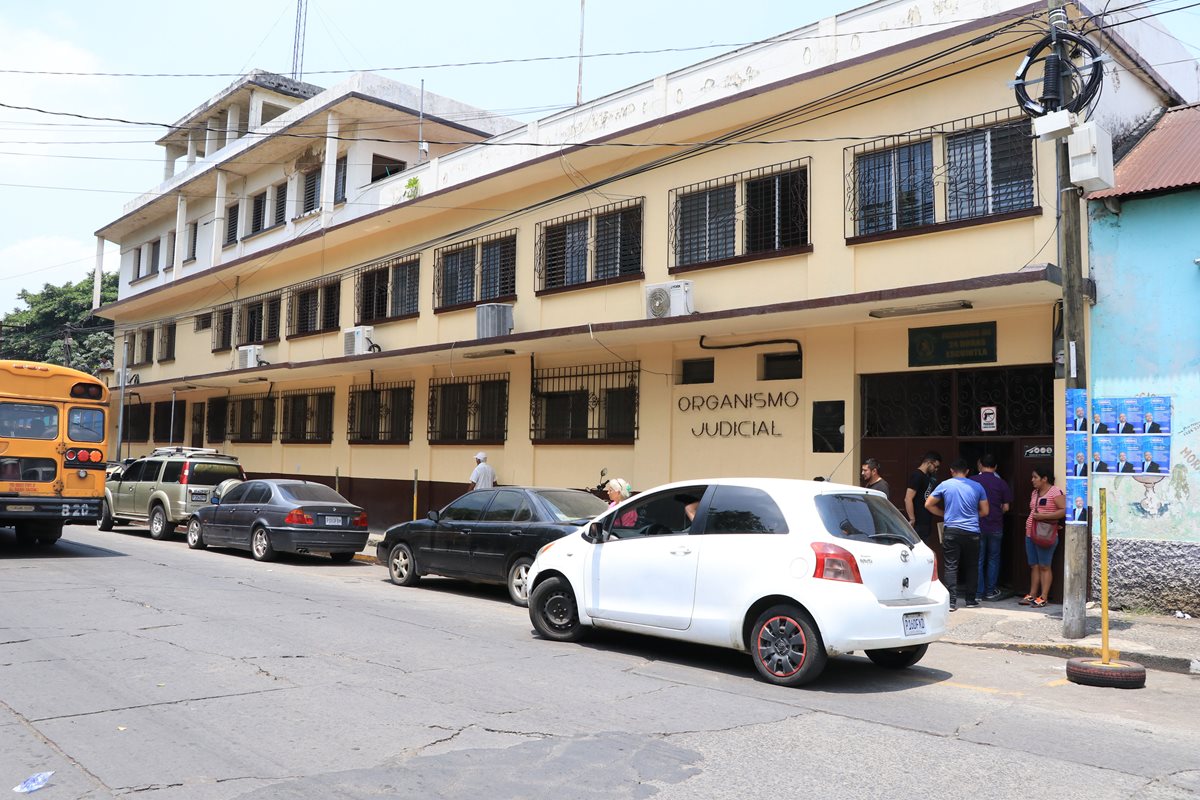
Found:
<box><xmin>904</xmin><ymin>451</ymin><xmax>942</xmax><ymax>552</ymax></box>
<box><xmin>860</xmin><ymin>458</ymin><xmax>891</xmax><ymax>501</ymax></box>
<box><xmin>971</xmin><ymin>454</ymin><xmax>1012</xmax><ymax>601</ymax></box>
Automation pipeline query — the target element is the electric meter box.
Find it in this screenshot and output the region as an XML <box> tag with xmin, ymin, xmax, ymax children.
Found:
<box><xmin>1068</xmin><ymin>121</ymin><xmax>1115</xmax><ymax>192</ymax></box>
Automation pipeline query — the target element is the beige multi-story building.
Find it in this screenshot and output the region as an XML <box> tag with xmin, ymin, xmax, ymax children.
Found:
<box><xmin>95</xmin><ymin>1</ymin><xmax>1193</xmax><ymax>592</ymax></box>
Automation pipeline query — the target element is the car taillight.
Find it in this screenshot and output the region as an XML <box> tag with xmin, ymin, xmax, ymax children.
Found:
<box><xmin>65</xmin><ymin>449</ymin><xmax>77</xmax><ymax>460</ymax></box>
<box><xmin>351</xmin><ymin>512</ymin><xmax>368</xmax><ymax>528</ymax></box>
<box><xmin>180</xmin><ymin>462</ymin><xmax>190</xmax><ymax>485</ymax></box>
<box><xmin>91</xmin><ymin>450</ymin><xmax>103</xmax><ymax>462</ymax></box>
<box><xmin>284</xmin><ymin>509</ymin><xmax>314</xmax><ymax>525</ymax></box>
<box><xmin>811</xmin><ymin>542</ymin><xmax>863</xmax><ymax>583</ymax></box>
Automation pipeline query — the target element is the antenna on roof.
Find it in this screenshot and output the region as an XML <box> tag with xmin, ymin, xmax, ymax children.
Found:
<box><xmin>576</xmin><ymin>0</ymin><xmax>586</xmax><ymax>105</ymax></box>
<box><xmin>418</xmin><ymin>79</ymin><xmax>428</xmax><ymax>161</ymax></box>
<box><xmin>291</xmin><ymin>0</ymin><xmax>308</xmax><ymax>81</ymax></box>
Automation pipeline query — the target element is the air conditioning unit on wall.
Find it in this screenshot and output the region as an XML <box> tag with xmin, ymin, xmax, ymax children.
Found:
<box><xmin>237</xmin><ymin>344</ymin><xmax>263</xmax><ymax>370</ymax></box>
<box><xmin>343</xmin><ymin>326</ymin><xmax>376</xmax><ymax>356</ymax></box>
<box><xmin>645</xmin><ymin>280</ymin><xmax>695</xmax><ymax>319</ymax></box>
<box><xmin>476</xmin><ymin>303</ymin><xmax>514</xmax><ymax>339</ymax></box>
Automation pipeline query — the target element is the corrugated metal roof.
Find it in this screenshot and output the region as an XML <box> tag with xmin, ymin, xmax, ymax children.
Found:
<box><xmin>1091</xmin><ymin>104</ymin><xmax>1200</xmax><ymax>199</ymax></box>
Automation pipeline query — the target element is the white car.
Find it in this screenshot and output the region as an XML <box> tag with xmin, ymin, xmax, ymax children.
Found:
<box><xmin>526</xmin><ymin>477</ymin><xmax>949</xmax><ymax>687</ymax></box>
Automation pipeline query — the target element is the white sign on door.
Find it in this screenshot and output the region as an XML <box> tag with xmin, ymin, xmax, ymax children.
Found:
<box><xmin>980</xmin><ymin>406</ymin><xmax>998</xmax><ymax>432</ymax></box>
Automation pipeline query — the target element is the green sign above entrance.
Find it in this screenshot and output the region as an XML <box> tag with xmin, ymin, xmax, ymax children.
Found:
<box><xmin>908</xmin><ymin>322</ymin><xmax>997</xmax><ymax>367</ymax></box>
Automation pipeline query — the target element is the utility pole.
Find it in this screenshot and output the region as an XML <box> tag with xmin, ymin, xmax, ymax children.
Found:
<box><xmin>1049</xmin><ymin>0</ymin><xmax>1089</xmax><ymax>639</ymax></box>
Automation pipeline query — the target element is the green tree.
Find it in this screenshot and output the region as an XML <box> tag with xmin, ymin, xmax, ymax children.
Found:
<box><xmin>0</xmin><ymin>271</ymin><xmax>118</xmax><ymax>375</ymax></box>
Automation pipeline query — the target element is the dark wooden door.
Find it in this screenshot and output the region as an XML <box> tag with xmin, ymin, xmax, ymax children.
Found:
<box><xmin>190</xmin><ymin>403</ymin><xmax>205</xmax><ymax>449</ymax></box>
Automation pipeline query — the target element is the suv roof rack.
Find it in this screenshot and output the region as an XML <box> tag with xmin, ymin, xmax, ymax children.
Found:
<box><xmin>147</xmin><ymin>446</ymin><xmax>236</xmax><ymax>460</ymax></box>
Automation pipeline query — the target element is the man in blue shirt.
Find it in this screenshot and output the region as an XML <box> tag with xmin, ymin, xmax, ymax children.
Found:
<box><xmin>925</xmin><ymin>458</ymin><xmax>989</xmax><ymax>611</ymax></box>
<box><xmin>971</xmin><ymin>454</ymin><xmax>1012</xmax><ymax>601</ymax></box>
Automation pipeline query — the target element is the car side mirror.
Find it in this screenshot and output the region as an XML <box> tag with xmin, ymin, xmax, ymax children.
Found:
<box><xmin>584</xmin><ymin>521</ymin><xmax>604</xmax><ymax>543</ymax></box>
<box><xmin>210</xmin><ymin>494</ymin><xmax>220</xmax><ymax>505</ymax></box>
<box><xmin>427</xmin><ymin>509</ymin><xmax>441</xmax><ymax>523</ymax></box>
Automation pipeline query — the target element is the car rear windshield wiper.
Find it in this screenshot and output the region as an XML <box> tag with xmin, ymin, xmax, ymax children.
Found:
<box><xmin>868</xmin><ymin>531</ymin><xmax>915</xmax><ymax>544</ymax></box>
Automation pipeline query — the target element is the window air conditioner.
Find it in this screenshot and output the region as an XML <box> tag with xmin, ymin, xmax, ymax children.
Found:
<box><xmin>645</xmin><ymin>280</ymin><xmax>695</xmax><ymax>319</ymax></box>
<box><xmin>343</xmin><ymin>326</ymin><xmax>376</xmax><ymax>356</ymax></box>
<box><xmin>476</xmin><ymin>303</ymin><xmax>514</xmax><ymax>339</ymax></box>
<box><xmin>237</xmin><ymin>344</ymin><xmax>264</xmax><ymax>370</ymax></box>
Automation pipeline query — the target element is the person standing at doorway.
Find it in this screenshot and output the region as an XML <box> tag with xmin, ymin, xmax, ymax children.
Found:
<box><xmin>860</xmin><ymin>458</ymin><xmax>891</xmax><ymax>500</ymax></box>
<box><xmin>1021</xmin><ymin>468</ymin><xmax>1065</xmax><ymax>608</ymax></box>
<box><xmin>904</xmin><ymin>452</ymin><xmax>942</xmax><ymax>550</ymax></box>
<box><xmin>971</xmin><ymin>454</ymin><xmax>1012</xmax><ymax>601</ymax></box>
<box><xmin>925</xmin><ymin>458</ymin><xmax>989</xmax><ymax>611</ymax></box>
<box><xmin>469</xmin><ymin>452</ymin><xmax>496</xmax><ymax>490</ymax></box>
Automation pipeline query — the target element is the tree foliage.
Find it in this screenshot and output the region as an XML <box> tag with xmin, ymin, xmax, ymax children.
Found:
<box><xmin>0</xmin><ymin>272</ymin><xmax>118</xmax><ymax>375</ymax></box>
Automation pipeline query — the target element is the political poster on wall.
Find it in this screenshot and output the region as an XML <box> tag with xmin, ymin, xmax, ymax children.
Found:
<box><xmin>1066</xmin><ymin>388</ymin><xmax>1088</xmax><ymax>433</ymax></box>
<box><xmin>1092</xmin><ymin>396</ymin><xmax>1171</xmax><ymax>435</ymax></box>
<box><xmin>1065</xmin><ymin>478</ymin><xmax>1089</xmax><ymax>523</ymax></box>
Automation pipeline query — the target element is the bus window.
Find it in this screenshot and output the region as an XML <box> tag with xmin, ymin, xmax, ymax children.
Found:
<box><xmin>67</xmin><ymin>407</ymin><xmax>106</xmax><ymax>443</ymax></box>
<box><xmin>0</xmin><ymin>402</ymin><xmax>58</xmax><ymax>440</ymax></box>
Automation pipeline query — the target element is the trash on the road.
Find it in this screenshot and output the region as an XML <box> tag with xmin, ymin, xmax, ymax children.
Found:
<box><xmin>117</xmin><ymin>726</ymin><xmax>126</xmax><ymax>731</ymax></box>
<box><xmin>1175</xmin><ymin>610</ymin><xmax>1192</xmax><ymax>619</ymax></box>
<box><xmin>13</xmin><ymin>772</ymin><xmax>53</xmax><ymax>793</ymax></box>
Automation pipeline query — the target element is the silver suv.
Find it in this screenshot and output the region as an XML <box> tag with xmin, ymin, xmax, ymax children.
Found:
<box><xmin>100</xmin><ymin>447</ymin><xmax>245</xmax><ymax>539</ymax></box>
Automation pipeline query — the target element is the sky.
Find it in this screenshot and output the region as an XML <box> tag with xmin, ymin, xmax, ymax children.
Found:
<box><xmin>1</xmin><ymin>0</ymin><xmax>1199</xmax><ymax>315</ymax></box>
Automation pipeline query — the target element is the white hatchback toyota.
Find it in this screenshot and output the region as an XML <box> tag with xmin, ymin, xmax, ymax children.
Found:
<box><xmin>526</xmin><ymin>478</ymin><xmax>949</xmax><ymax>687</ymax></box>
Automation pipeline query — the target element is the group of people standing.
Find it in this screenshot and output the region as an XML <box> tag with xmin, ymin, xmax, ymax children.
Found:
<box><xmin>865</xmin><ymin>452</ymin><xmax>1066</xmax><ymax>611</ymax></box>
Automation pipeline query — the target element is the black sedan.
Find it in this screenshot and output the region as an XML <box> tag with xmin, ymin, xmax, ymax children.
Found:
<box><xmin>377</xmin><ymin>487</ymin><xmax>609</xmax><ymax>605</ymax></box>
<box><xmin>187</xmin><ymin>479</ymin><xmax>368</xmax><ymax>563</ymax></box>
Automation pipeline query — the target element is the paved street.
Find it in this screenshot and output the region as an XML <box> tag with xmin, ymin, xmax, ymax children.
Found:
<box><xmin>2</xmin><ymin>524</ymin><xmax>1198</xmax><ymax>799</ymax></box>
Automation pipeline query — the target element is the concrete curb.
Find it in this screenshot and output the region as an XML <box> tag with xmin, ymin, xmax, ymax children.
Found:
<box><xmin>942</xmin><ymin>639</ymin><xmax>1200</xmax><ymax>675</ymax></box>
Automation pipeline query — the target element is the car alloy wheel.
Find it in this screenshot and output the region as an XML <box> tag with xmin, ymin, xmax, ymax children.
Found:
<box><xmin>507</xmin><ymin>557</ymin><xmax>533</xmax><ymax>606</ymax></box>
<box><xmin>149</xmin><ymin>506</ymin><xmax>175</xmax><ymax>540</ymax></box>
<box><xmin>528</xmin><ymin>576</ymin><xmax>585</xmax><ymax>642</ymax></box>
<box><xmin>186</xmin><ymin>518</ymin><xmax>207</xmax><ymax>550</ymax></box>
<box><xmin>251</xmin><ymin>527</ymin><xmax>276</xmax><ymax>562</ymax></box>
<box><xmin>750</xmin><ymin>604</ymin><xmax>827</xmax><ymax>687</ymax></box>
<box><xmin>388</xmin><ymin>542</ymin><xmax>419</xmax><ymax>586</ymax></box>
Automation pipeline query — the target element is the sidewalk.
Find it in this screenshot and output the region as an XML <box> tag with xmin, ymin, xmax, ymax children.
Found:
<box><xmin>942</xmin><ymin>596</ymin><xmax>1200</xmax><ymax>675</ymax></box>
<box><xmin>354</xmin><ymin>536</ymin><xmax>1198</xmax><ymax>675</ymax></box>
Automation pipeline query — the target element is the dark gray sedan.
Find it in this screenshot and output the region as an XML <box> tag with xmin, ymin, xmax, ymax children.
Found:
<box><xmin>187</xmin><ymin>479</ymin><xmax>368</xmax><ymax>563</ymax></box>
<box><xmin>377</xmin><ymin>487</ymin><xmax>609</xmax><ymax>606</ymax></box>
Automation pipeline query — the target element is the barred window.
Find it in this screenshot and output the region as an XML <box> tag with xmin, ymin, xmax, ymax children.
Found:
<box><xmin>273</xmin><ymin>181</ymin><xmax>288</xmax><ymax>226</ymax></box>
<box><xmin>536</xmin><ymin>200</ymin><xmax>643</xmax><ymax>291</ymax></box>
<box><xmin>334</xmin><ymin>156</ymin><xmax>348</xmax><ymax>203</ymax></box>
<box><xmin>135</xmin><ymin>327</ymin><xmax>154</xmax><ymax>366</ymax></box>
<box><xmin>288</xmin><ymin>279</ymin><xmax>340</xmax><ymax>336</ymax></box>
<box><xmin>530</xmin><ymin>361</ymin><xmax>639</xmax><ymax>443</ymax></box>
<box><xmin>212</xmin><ymin>305</ymin><xmax>234</xmax><ymax>352</ymax></box>
<box><xmin>846</xmin><ymin>110</ymin><xmax>1035</xmax><ymax>238</ymax></box>
<box><xmin>152</xmin><ymin>400</ymin><xmax>186</xmax><ymax>443</ymax></box>
<box><xmin>224</xmin><ymin>202</ymin><xmax>240</xmax><ymax>245</ymax></box>
<box><xmin>123</xmin><ymin>403</ymin><xmax>151</xmax><ymax>442</ymax></box>
<box><xmin>166</xmin><ymin>231</ymin><xmax>176</xmax><ymax>270</ymax></box>
<box><xmin>670</xmin><ymin>160</ymin><xmax>810</xmax><ymax>268</ymax></box>
<box><xmin>237</xmin><ymin>294</ymin><xmax>282</xmax><ymax>346</ymax></box>
<box><xmin>359</xmin><ymin>267</ymin><xmax>389</xmax><ymax>322</ymax></box>
<box><xmin>206</xmin><ymin>397</ymin><xmax>228</xmax><ymax>444</ymax></box>
<box><xmin>279</xmin><ymin>388</ymin><xmax>335</xmax><ymax>443</ymax></box>
<box><xmin>348</xmin><ymin>380</ymin><xmax>414</xmax><ymax>443</ymax></box>
<box><xmin>434</xmin><ymin>231</ymin><xmax>516</xmax><ymax>310</ymax></box>
<box><xmin>302</xmin><ymin>169</ymin><xmax>321</xmax><ymax>214</ymax></box>
<box><xmin>194</xmin><ymin>313</ymin><xmax>212</xmax><ymax>332</ymax></box>
<box><xmin>229</xmin><ymin>393</ymin><xmax>276</xmax><ymax>444</ymax></box>
<box><xmin>428</xmin><ymin>373</ymin><xmax>508</xmax><ymax>443</ymax></box>
<box><xmin>249</xmin><ymin>191</ymin><xmax>267</xmax><ymax>234</ymax></box>
<box><xmin>158</xmin><ymin>321</ymin><xmax>177</xmax><ymax>362</ymax></box>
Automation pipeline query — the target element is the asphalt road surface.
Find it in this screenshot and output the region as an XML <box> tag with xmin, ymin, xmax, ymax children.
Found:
<box><xmin>2</xmin><ymin>524</ymin><xmax>1198</xmax><ymax>799</ymax></box>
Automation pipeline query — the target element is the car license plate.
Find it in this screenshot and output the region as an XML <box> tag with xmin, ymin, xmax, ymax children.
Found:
<box><xmin>903</xmin><ymin>613</ymin><xmax>926</xmax><ymax>637</ymax></box>
<box><xmin>325</xmin><ymin>515</ymin><xmax>343</xmax><ymax>527</ymax></box>
<box><xmin>189</xmin><ymin>489</ymin><xmax>208</xmax><ymax>502</ymax></box>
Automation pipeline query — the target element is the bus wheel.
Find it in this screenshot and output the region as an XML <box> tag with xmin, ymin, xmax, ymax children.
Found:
<box><xmin>36</xmin><ymin>522</ymin><xmax>62</xmax><ymax>546</ymax></box>
<box><xmin>98</xmin><ymin>500</ymin><xmax>114</xmax><ymax>531</ymax></box>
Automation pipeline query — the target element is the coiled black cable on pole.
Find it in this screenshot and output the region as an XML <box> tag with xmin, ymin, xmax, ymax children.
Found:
<box><xmin>1013</xmin><ymin>30</ymin><xmax>1103</xmax><ymax>116</ymax></box>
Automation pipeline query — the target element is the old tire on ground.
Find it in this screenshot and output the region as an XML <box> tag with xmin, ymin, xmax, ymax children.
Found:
<box><xmin>98</xmin><ymin>499</ymin><xmax>115</xmax><ymax>531</ymax></box>
<box><xmin>1065</xmin><ymin>657</ymin><xmax>1146</xmax><ymax>689</ymax></box>
<box><xmin>528</xmin><ymin>576</ymin><xmax>586</xmax><ymax>643</ymax></box>
<box><xmin>387</xmin><ymin>542</ymin><xmax>420</xmax><ymax>586</ymax></box>
<box><xmin>186</xmin><ymin>518</ymin><xmax>207</xmax><ymax>550</ymax></box>
<box><xmin>866</xmin><ymin>643</ymin><xmax>929</xmax><ymax>669</ymax></box>
<box><xmin>251</xmin><ymin>527</ymin><xmax>276</xmax><ymax>562</ymax></box>
<box><xmin>506</xmin><ymin>556</ymin><xmax>534</xmax><ymax>606</ymax></box>
<box><xmin>148</xmin><ymin>505</ymin><xmax>176</xmax><ymax>540</ymax></box>
<box><xmin>328</xmin><ymin>551</ymin><xmax>355</xmax><ymax>563</ymax></box>
<box><xmin>750</xmin><ymin>604</ymin><xmax>828</xmax><ymax>687</ymax></box>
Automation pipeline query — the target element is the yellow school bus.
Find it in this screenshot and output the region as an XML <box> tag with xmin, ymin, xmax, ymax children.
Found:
<box><xmin>0</xmin><ymin>360</ymin><xmax>109</xmax><ymax>545</ymax></box>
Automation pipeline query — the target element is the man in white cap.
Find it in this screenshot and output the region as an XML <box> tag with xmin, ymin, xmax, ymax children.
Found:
<box><xmin>469</xmin><ymin>452</ymin><xmax>496</xmax><ymax>490</ymax></box>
